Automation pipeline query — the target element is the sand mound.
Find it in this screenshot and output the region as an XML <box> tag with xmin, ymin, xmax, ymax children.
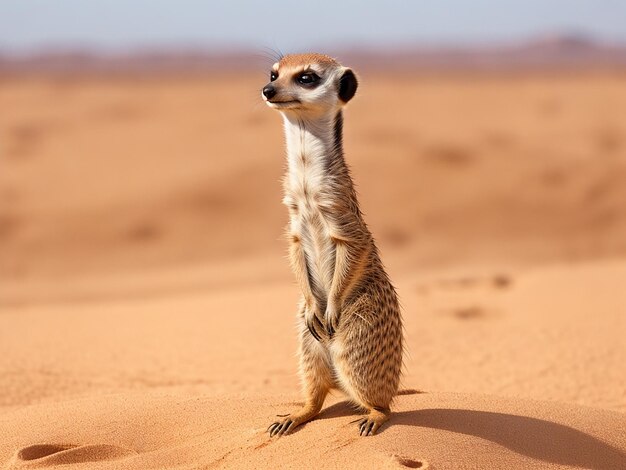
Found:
<box><xmin>12</xmin><ymin>444</ymin><xmax>136</xmax><ymax>468</ymax></box>
<box><xmin>1</xmin><ymin>391</ymin><xmax>624</xmax><ymax>469</ymax></box>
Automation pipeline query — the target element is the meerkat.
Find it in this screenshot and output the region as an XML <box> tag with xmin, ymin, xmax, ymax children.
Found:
<box><xmin>262</xmin><ymin>53</ymin><xmax>403</xmax><ymax>437</ymax></box>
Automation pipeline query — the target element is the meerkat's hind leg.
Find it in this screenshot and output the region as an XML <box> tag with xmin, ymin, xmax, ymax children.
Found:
<box><xmin>357</xmin><ymin>406</ymin><xmax>389</xmax><ymax>436</ymax></box>
<box><xmin>268</xmin><ymin>319</ymin><xmax>333</xmax><ymax>437</ymax></box>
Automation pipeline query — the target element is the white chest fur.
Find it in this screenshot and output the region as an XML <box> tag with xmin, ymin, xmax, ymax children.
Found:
<box><xmin>282</xmin><ymin>114</ymin><xmax>337</xmax><ymax>298</ymax></box>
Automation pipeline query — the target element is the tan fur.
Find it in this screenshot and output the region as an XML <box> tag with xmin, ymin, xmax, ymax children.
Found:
<box><xmin>278</xmin><ymin>53</ymin><xmax>338</xmax><ymax>69</ymax></box>
<box><xmin>263</xmin><ymin>54</ymin><xmax>403</xmax><ymax>437</ymax></box>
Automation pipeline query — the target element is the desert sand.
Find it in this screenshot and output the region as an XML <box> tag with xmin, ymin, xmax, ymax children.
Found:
<box><xmin>1</xmin><ymin>70</ymin><xmax>625</xmax><ymax>469</ymax></box>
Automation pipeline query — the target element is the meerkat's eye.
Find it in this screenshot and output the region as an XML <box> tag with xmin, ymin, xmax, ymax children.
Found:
<box><xmin>270</xmin><ymin>71</ymin><xmax>278</xmax><ymax>81</ymax></box>
<box><xmin>296</xmin><ymin>72</ymin><xmax>320</xmax><ymax>86</ymax></box>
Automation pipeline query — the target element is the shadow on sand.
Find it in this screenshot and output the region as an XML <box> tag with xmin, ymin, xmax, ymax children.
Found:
<box><xmin>314</xmin><ymin>400</ymin><xmax>625</xmax><ymax>469</ymax></box>
<box><xmin>392</xmin><ymin>408</ymin><xmax>626</xmax><ymax>470</ymax></box>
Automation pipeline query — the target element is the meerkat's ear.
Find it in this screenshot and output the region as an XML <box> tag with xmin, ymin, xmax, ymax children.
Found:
<box><xmin>338</xmin><ymin>68</ymin><xmax>358</xmax><ymax>103</ymax></box>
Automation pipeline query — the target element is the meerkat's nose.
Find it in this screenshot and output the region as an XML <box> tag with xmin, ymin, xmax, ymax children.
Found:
<box><xmin>262</xmin><ymin>85</ymin><xmax>276</xmax><ymax>100</ymax></box>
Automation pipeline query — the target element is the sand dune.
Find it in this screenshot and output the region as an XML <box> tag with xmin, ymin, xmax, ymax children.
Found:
<box><xmin>1</xmin><ymin>259</ymin><xmax>625</xmax><ymax>468</ymax></box>
<box><xmin>2</xmin><ymin>392</ymin><xmax>625</xmax><ymax>469</ymax></box>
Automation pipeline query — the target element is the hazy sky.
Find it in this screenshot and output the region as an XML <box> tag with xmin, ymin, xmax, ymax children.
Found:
<box><xmin>1</xmin><ymin>1</ymin><xmax>625</xmax><ymax>52</ymax></box>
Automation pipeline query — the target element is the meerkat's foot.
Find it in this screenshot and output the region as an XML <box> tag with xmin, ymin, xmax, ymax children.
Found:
<box><xmin>357</xmin><ymin>407</ymin><xmax>389</xmax><ymax>436</ymax></box>
<box><xmin>268</xmin><ymin>406</ymin><xmax>320</xmax><ymax>437</ymax></box>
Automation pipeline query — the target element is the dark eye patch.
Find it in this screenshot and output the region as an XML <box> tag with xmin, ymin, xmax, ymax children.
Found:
<box><xmin>296</xmin><ymin>72</ymin><xmax>320</xmax><ymax>87</ymax></box>
<box><xmin>270</xmin><ymin>71</ymin><xmax>278</xmax><ymax>81</ymax></box>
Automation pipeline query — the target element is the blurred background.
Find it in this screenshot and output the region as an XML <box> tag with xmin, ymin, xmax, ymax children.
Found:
<box><xmin>0</xmin><ymin>1</ymin><xmax>625</xmax><ymax>412</ymax></box>
<box><xmin>1</xmin><ymin>0</ymin><xmax>625</xmax><ymax>302</ymax></box>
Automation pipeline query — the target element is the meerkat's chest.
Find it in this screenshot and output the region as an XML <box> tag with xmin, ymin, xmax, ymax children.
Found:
<box><xmin>284</xmin><ymin>162</ymin><xmax>336</xmax><ymax>295</ymax></box>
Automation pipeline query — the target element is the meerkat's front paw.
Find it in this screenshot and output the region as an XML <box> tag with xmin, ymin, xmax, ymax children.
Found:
<box><xmin>304</xmin><ymin>314</ymin><xmax>324</xmax><ymax>342</ymax></box>
<box><xmin>325</xmin><ymin>303</ymin><xmax>341</xmax><ymax>337</ymax></box>
<box><xmin>304</xmin><ymin>303</ymin><xmax>325</xmax><ymax>342</ymax></box>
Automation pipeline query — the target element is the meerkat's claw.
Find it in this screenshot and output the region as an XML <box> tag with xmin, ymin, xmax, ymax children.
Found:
<box><xmin>358</xmin><ymin>418</ymin><xmax>378</xmax><ymax>436</ymax></box>
<box><xmin>306</xmin><ymin>316</ymin><xmax>324</xmax><ymax>342</ymax></box>
<box><xmin>357</xmin><ymin>408</ymin><xmax>389</xmax><ymax>436</ymax></box>
<box><xmin>327</xmin><ymin>316</ymin><xmax>340</xmax><ymax>337</ymax></box>
<box><xmin>268</xmin><ymin>417</ymin><xmax>295</xmax><ymax>437</ymax></box>
<box><xmin>268</xmin><ymin>402</ymin><xmax>324</xmax><ymax>439</ymax></box>
<box><xmin>325</xmin><ymin>304</ymin><xmax>340</xmax><ymax>337</ymax></box>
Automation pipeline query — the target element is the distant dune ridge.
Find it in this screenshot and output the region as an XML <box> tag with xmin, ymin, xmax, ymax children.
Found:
<box><xmin>1</xmin><ymin>33</ymin><xmax>626</xmax><ymax>74</ymax></box>
<box><xmin>1</xmin><ymin>49</ymin><xmax>625</xmax><ymax>468</ymax></box>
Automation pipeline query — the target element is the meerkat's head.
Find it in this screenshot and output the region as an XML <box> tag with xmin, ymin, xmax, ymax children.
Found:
<box><xmin>261</xmin><ymin>53</ymin><xmax>358</xmax><ymax>116</ymax></box>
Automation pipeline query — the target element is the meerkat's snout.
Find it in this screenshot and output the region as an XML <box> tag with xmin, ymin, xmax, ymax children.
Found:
<box><xmin>262</xmin><ymin>84</ymin><xmax>276</xmax><ymax>100</ymax></box>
